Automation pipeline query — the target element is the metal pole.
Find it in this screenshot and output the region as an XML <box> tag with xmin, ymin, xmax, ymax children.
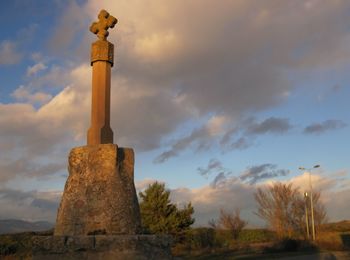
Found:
<box><xmin>309</xmin><ymin>171</ymin><xmax>316</xmax><ymax>241</ymax></box>
<box><xmin>304</xmin><ymin>192</ymin><xmax>310</xmax><ymax>239</ymax></box>
<box><xmin>299</xmin><ymin>165</ymin><xmax>319</xmax><ymax>241</ymax></box>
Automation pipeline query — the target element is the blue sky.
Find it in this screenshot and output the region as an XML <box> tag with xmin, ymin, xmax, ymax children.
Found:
<box><xmin>0</xmin><ymin>0</ymin><xmax>349</xmax><ymax>226</ymax></box>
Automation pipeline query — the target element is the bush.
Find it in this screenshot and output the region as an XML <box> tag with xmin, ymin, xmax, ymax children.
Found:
<box><xmin>0</xmin><ymin>238</ymin><xmax>19</xmax><ymax>255</ymax></box>
<box><xmin>185</xmin><ymin>228</ymin><xmax>216</xmax><ymax>249</ymax></box>
<box><xmin>263</xmin><ymin>238</ymin><xmax>317</xmax><ymax>253</ymax></box>
<box><xmin>316</xmin><ymin>231</ymin><xmax>348</xmax><ymax>251</ymax></box>
<box><xmin>174</xmin><ymin>227</ymin><xmax>277</xmax><ymax>252</ymax></box>
<box><xmin>173</xmin><ymin>227</ymin><xmax>230</xmax><ymax>253</ymax></box>
<box><xmin>0</xmin><ymin>230</ymin><xmax>52</xmax><ymax>257</ymax></box>
<box><xmin>238</xmin><ymin>229</ymin><xmax>276</xmax><ymax>243</ymax></box>
<box><xmin>139</xmin><ymin>182</ymin><xmax>194</xmax><ymax>237</ymax></box>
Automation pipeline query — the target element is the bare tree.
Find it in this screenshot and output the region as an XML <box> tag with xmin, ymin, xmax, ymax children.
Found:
<box><xmin>218</xmin><ymin>208</ymin><xmax>247</xmax><ymax>240</ymax></box>
<box><xmin>254</xmin><ymin>182</ymin><xmax>327</xmax><ymax>238</ymax></box>
<box><xmin>208</xmin><ymin>218</ymin><xmax>218</xmax><ymax>229</ymax></box>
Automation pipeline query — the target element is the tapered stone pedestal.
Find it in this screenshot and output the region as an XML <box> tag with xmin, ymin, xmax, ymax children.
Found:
<box><xmin>55</xmin><ymin>144</ymin><xmax>141</xmax><ymax>236</ymax></box>
<box><xmin>33</xmin><ymin>144</ymin><xmax>173</xmax><ymax>259</ymax></box>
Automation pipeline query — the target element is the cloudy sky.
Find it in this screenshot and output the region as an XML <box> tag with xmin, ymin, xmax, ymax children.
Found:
<box><xmin>0</xmin><ymin>0</ymin><xmax>349</xmax><ymax>227</ymax></box>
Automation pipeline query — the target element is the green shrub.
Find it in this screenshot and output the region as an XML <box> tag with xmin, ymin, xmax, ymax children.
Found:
<box><xmin>176</xmin><ymin>227</ymin><xmax>277</xmax><ymax>252</ymax></box>
<box><xmin>0</xmin><ymin>230</ymin><xmax>52</xmax><ymax>256</ymax></box>
<box><xmin>139</xmin><ymin>182</ymin><xmax>194</xmax><ymax>237</ymax></box>
<box><xmin>238</xmin><ymin>229</ymin><xmax>276</xmax><ymax>242</ymax></box>
<box><xmin>0</xmin><ymin>237</ymin><xmax>19</xmax><ymax>255</ymax></box>
<box><xmin>186</xmin><ymin>228</ymin><xmax>216</xmax><ymax>249</ymax></box>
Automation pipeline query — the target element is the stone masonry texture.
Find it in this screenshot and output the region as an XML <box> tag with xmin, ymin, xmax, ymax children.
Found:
<box><xmin>32</xmin><ymin>235</ymin><xmax>173</xmax><ymax>260</ymax></box>
<box><xmin>54</xmin><ymin>144</ymin><xmax>142</xmax><ymax>236</ymax></box>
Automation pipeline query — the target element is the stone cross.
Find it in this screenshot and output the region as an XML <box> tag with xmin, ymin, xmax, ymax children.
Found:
<box><xmin>87</xmin><ymin>10</ymin><xmax>118</xmax><ymax>145</ymax></box>
<box><xmin>90</xmin><ymin>10</ymin><xmax>118</xmax><ymax>41</ymax></box>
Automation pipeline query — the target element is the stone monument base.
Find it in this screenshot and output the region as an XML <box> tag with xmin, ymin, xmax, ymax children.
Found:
<box><xmin>55</xmin><ymin>144</ymin><xmax>142</xmax><ymax>236</ymax></box>
<box><xmin>32</xmin><ymin>235</ymin><xmax>173</xmax><ymax>260</ymax></box>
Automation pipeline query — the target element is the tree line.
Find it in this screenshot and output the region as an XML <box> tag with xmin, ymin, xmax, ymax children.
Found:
<box><xmin>139</xmin><ymin>182</ymin><xmax>327</xmax><ymax>240</ymax></box>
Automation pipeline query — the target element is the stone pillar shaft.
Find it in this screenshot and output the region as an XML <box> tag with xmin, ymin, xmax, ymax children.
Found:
<box><xmin>87</xmin><ymin>40</ymin><xmax>114</xmax><ymax>145</ymax></box>
<box><xmin>87</xmin><ymin>61</ymin><xmax>113</xmax><ymax>145</ymax></box>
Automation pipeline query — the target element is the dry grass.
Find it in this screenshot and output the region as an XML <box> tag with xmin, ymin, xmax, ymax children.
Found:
<box><xmin>316</xmin><ymin>231</ymin><xmax>350</xmax><ymax>251</ymax></box>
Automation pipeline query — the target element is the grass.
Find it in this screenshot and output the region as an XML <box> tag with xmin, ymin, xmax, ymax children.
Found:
<box><xmin>172</xmin><ymin>223</ymin><xmax>350</xmax><ymax>259</ymax></box>
<box><xmin>0</xmin><ymin>230</ymin><xmax>53</xmax><ymax>258</ymax></box>
<box><xmin>1</xmin><ymin>221</ymin><xmax>350</xmax><ymax>258</ymax></box>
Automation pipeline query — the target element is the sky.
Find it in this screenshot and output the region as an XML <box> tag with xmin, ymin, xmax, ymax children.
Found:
<box><xmin>0</xmin><ymin>0</ymin><xmax>349</xmax><ymax>227</ymax></box>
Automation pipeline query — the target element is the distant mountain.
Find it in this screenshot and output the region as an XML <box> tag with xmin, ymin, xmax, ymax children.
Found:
<box><xmin>0</xmin><ymin>219</ymin><xmax>54</xmax><ymax>234</ymax></box>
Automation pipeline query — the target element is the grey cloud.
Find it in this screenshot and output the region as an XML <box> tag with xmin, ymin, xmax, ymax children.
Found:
<box><xmin>111</xmin><ymin>86</ymin><xmax>189</xmax><ymax>152</ymax></box>
<box><xmin>0</xmin><ymin>157</ymin><xmax>64</xmax><ymax>183</ymax></box>
<box><xmin>154</xmin><ymin>127</ymin><xmax>209</xmax><ymax>163</ymax></box>
<box><xmin>220</xmin><ymin>128</ymin><xmax>238</xmax><ymax>147</ymax></box>
<box><xmin>112</xmin><ymin>1</ymin><xmax>350</xmax><ymax>115</ymax></box>
<box><xmin>92</xmin><ymin>0</ymin><xmax>350</xmax><ymax>157</ymax></box>
<box><xmin>303</xmin><ymin>120</ymin><xmax>347</xmax><ymax>134</ymax></box>
<box><xmin>197</xmin><ymin>159</ymin><xmax>223</xmax><ymax>177</ymax></box>
<box><xmin>155</xmin><ymin>116</ymin><xmax>292</xmax><ymax>163</ymax></box>
<box><xmin>48</xmin><ymin>1</ymin><xmax>89</xmax><ymax>56</ymax></box>
<box><xmin>240</xmin><ymin>164</ymin><xmax>290</xmax><ymax>185</ymax></box>
<box><xmin>196</xmin><ymin>159</ymin><xmax>234</xmax><ymax>187</ymax></box>
<box><xmin>0</xmin><ymin>189</ymin><xmax>33</xmax><ymax>201</ymax></box>
<box><xmin>220</xmin><ymin>117</ymin><xmax>292</xmax><ymax>152</ymax></box>
<box><xmin>2</xmin><ymin>0</ymin><xmax>350</xmax><ymax>183</ymax></box>
<box><xmin>56</xmin><ymin>1</ymin><xmax>350</xmax><ymax>134</ymax></box>
<box><xmin>246</xmin><ymin>117</ymin><xmax>292</xmax><ymax>135</ymax></box>
<box><xmin>0</xmin><ymin>188</ymin><xmax>61</xmax><ymax>222</ymax></box>
<box><xmin>229</xmin><ymin>137</ymin><xmax>251</xmax><ymax>150</ymax></box>
<box><xmin>31</xmin><ymin>198</ymin><xmax>59</xmax><ymax>211</ymax></box>
<box><xmin>210</xmin><ymin>172</ymin><xmax>227</xmax><ymax>188</ymax></box>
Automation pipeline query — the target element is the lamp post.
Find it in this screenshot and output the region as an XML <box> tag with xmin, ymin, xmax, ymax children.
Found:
<box><xmin>299</xmin><ymin>165</ymin><xmax>320</xmax><ymax>241</ymax></box>
<box><xmin>304</xmin><ymin>192</ymin><xmax>310</xmax><ymax>239</ymax></box>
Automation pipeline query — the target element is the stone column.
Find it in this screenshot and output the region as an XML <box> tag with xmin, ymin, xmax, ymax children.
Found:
<box><xmin>87</xmin><ymin>40</ymin><xmax>114</xmax><ymax>145</ymax></box>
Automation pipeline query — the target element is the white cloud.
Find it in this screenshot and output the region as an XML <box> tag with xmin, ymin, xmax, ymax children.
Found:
<box><xmin>16</xmin><ymin>0</ymin><xmax>347</xmax><ymax>160</ymax></box>
<box><xmin>0</xmin><ymin>171</ymin><xmax>348</xmax><ymax>226</ymax></box>
<box><xmin>134</xmin><ymin>31</ymin><xmax>182</xmax><ymax>61</ymax></box>
<box><xmin>0</xmin><ymin>40</ymin><xmax>21</xmax><ymax>65</ymax></box>
<box><xmin>0</xmin><ymin>0</ymin><xmax>350</xmax><ymax>226</ymax></box>
<box><xmin>207</xmin><ymin>115</ymin><xmax>229</xmax><ymax>137</ymax></box>
<box><xmin>27</xmin><ymin>62</ymin><xmax>47</xmax><ymax>76</ymax></box>
<box><xmin>135</xmin><ymin>178</ymin><xmax>164</xmax><ymax>191</ymax></box>
<box><xmin>12</xmin><ymin>85</ymin><xmax>52</xmax><ymax>105</ymax></box>
<box><xmin>168</xmin><ymin>170</ymin><xmax>350</xmax><ymax>227</ymax></box>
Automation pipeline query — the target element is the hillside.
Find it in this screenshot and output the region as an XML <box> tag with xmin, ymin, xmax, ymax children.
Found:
<box><xmin>0</xmin><ymin>219</ymin><xmax>54</xmax><ymax>234</ymax></box>
<box><xmin>321</xmin><ymin>220</ymin><xmax>350</xmax><ymax>232</ymax></box>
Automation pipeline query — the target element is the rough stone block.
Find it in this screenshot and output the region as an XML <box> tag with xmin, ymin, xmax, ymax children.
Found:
<box><xmin>32</xmin><ymin>235</ymin><xmax>173</xmax><ymax>260</ymax></box>
<box><xmin>54</xmin><ymin>144</ymin><xmax>141</xmax><ymax>236</ymax></box>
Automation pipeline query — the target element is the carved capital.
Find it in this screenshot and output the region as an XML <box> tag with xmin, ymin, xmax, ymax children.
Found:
<box><xmin>91</xmin><ymin>40</ymin><xmax>114</xmax><ymax>66</ymax></box>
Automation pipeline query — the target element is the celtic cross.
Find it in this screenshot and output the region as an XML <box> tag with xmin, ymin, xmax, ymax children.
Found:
<box><xmin>90</xmin><ymin>9</ymin><xmax>118</xmax><ymax>41</ymax></box>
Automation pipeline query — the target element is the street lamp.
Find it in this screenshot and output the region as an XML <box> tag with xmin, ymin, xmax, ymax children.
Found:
<box><xmin>299</xmin><ymin>165</ymin><xmax>320</xmax><ymax>241</ymax></box>
<box><xmin>304</xmin><ymin>192</ymin><xmax>310</xmax><ymax>239</ymax></box>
